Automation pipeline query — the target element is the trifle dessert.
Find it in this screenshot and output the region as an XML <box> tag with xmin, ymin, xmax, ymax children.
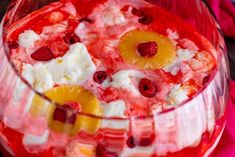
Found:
<box><xmin>0</xmin><ymin>0</ymin><xmax>228</xmax><ymax>157</ymax></box>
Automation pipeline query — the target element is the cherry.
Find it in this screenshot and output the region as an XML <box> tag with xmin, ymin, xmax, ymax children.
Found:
<box><xmin>53</xmin><ymin>107</ymin><xmax>67</xmax><ymax>123</ymax></box>
<box><xmin>139</xmin><ymin>134</ymin><xmax>155</xmax><ymax>146</ymax></box>
<box><xmin>63</xmin><ymin>32</ymin><xmax>80</xmax><ymax>45</ymax></box>
<box><xmin>202</xmin><ymin>75</ymin><xmax>210</xmax><ymax>85</ymax></box>
<box><xmin>139</xmin><ymin>78</ymin><xmax>157</xmax><ymax>97</ymax></box>
<box><xmin>63</xmin><ymin>102</ymin><xmax>81</xmax><ymax>124</ymax></box>
<box><xmin>137</xmin><ymin>41</ymin><xmax>158</xmax><ymax>57</ymax></box>
<box><xmin>93</xmin><ymin>71</ymin><xmax>108</xmax><ymax>84</ymax></box>
<box><xmin>31</xmin><ymin>47</ymin><xmax>54</xmax><ymax>61</ymax></box>
<box><xmin>8</xmin><ymin>41</ymin><xmax>19</xmax><ymax>49</ymax></box>
<box><xmin>126</xmin><ymin>136</ymin><xmax>136</xmax><ymax>148</ymax></box>
<box><xmin>138</xmin><ymin>15</ymin><xmax>154</xmax><ymax>25</ymax></box>
<box><xmin>67</xmin><ymin>113</ymin><xmax>76</xmax><ymax>124</ymax></box>
<box><xmin>63</xmin><ymin>102</ymin><xmax>81</xmax><ymax>112</ymax></box>
<box><xmin>131</xmin><ymin>8</ymin><xmax>144</xmax><ymax>17</ymax></box>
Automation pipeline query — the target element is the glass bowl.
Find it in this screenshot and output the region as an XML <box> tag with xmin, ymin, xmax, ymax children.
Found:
<box><xmin>0</xmin><ymin>0</ymin><xmax>230</xmax><ymax>156</ymax></box>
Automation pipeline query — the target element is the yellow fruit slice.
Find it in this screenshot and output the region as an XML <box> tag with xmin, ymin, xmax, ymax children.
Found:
<box><xmin>119</xmin><ymin>29</ymin><xmax>176</xmax><ymax>69</ymax></box>
<box><xmin>30</xmin><ymin>85</ymin><xmax>102</xmax><ymax>136</ymax></box>
<box><xmin>66</xmin><ymin>141</ymin><xmax>95</xmax><ymax>157</ymax></box>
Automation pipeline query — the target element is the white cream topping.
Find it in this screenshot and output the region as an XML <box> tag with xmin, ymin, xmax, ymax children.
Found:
<box><xmin>22</xmin><ymin>64</ymin><xmax>54</xmax><ymax>93</ymax></box>
<box><xmin>47</xmin><ymin>43</ymin><xmax>96</xmax><ymax>84</ymax></box>
<box><xmin>102</xmin><ymin>100</ymin><xmax>126</xmax><ymax>117</ymax></box>
<box><xmin>62</xmin><ymin>2</ymin><xmax>77</xmax><ymax>16</ymax></box>
<box><xmin>101</xmin><ymin>100</ymin><xmax>129</xmax><ymax>129</ymax></box>
<box><xmin>34</xmin><ymin>66</ymin><xmax>54</xmax><ymax>92</ymax></box>
<box><xmin>168</xmin><ymin>85</ymin><xmax>189</xmax><ymax>105</ymax></box>
<box><xmin>22</xmin><ymin>43</ymin><xmax>96</xmax><ymax>92</ymax></box>
<box><xmin>189</xmin><ymin>58</ymin><xmax>203</xmax><ymax>71</ymax></box>
<box><xmin>18</xmin><ymin>30</ymin><xmax>40</xmax><ymax>49</ymax></box>
<box><xmin>23</xmin><ymin>130</ymin><xmax>49</xmax><ymax>146</ymax></box>
<box><xmin>166</xmin><ymin>29</ymin><xmax>179</xmax><ymax>41</ymax></box>
<box><xmin>163</xmin><ymin>49</ymin><xmax>195</xmax><ymax>75</ymax></box>
<box><xmin>42</xmin><ymin>21</ymin><xmax>68</xmax><ymax>36</ymax></box>
<box><xmin>103</xmin><ymin>70</ymin><xmax>144</xmax><ymax>96</ymax></box>
<box><xmin>102</xmin><ymin>6</ymin><xmax>126</xmax><ymax>26</ymax></box>
<box><xmin>22</xmin><ymin>64</ymin><xmax>34</xmax><ymax>85</ymax></box>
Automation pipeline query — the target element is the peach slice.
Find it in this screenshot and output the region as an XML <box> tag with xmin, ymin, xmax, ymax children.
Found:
<box><xmin>119</xmin><ymin>29</ymin><xmax>176</xmax><ymax>70</ymax></box>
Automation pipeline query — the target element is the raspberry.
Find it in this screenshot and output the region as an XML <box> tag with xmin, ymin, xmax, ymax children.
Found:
<box><xmin>138</xmin><ymin>15</ymin><xmax>154</xmax><ymax>25</ymax></box>
<box><xmin>53</xmin><ymin>105</ymin><xmax>78</xmax><ymax>125</ymax></box>
<box><xmin>8</xmin><ymin>41</ymin><xmax>19</xmax><ymax>49</ymax></box>
<box><xmin>53</xmin><ymin>107</ymin><xmax>67</xmax><ymax>123</ymax></box>
<box><xmin>63</xmin><ymin>32</ymin><xmax>80</xmax><ymax>45</ymax></box>
<box><xmin>93</xmin><ymin>71</ymin><xmax>108</xmax><ymax>84</ymax></box>
<box><xmin>31</xmin><ymin>47</ymin><xmax>54</xmax><ymax>61</ymax></box>
<box><xmin>137</xmin><ymin>41</ymin><xmax>158</xmax><ymax>58</ymax></box>
<box><xmin>67</xmin><ymin>113</ymin><xmax>76</xmax><ymax>124</ymax></box>
<box><xmin>131</xmin><ymin>8</ymin><xmax>144</xmax><ymax>17</ymax></box>
<box><xmin>126</xmin><ymin>136</ymin><xmax>136</xmax><ymax>148</ymax></box>
<box><xmin>64</xmin><ymin>102</ymin><xmax>81</xmax><ymax>112</ymax></box>
<box><xmin>139</xmin><ymin>78</ymin><xmax>157</xmax><ymax>97</ymax></box>
<box><xmin>139</xmin><ymin>134</ymin><xmax>155</xmax><ymax>146</ymax></box>
<box><xmin>202</xmin><ymin>75</ymin><xmax>210</xmax><ymax>85</ymax></box>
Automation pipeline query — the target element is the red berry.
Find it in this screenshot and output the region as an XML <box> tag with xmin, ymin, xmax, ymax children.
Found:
<box><xmin>202</xmin><ymin>75</ymin><xmax>210</xmax><ymax>85</ymax></box>
<box><xmin>67</xmin><ymin>113</ymin><xmax>76</xmax><ymax>124</ymax></box>
<box><xmin>31</xmin><ymin>47</ymin><xmax>54</xmax><ymax>61</ymax></box>
<box><xmin>63</xmin><ymin>32</ymin><xmax>80</xmax><ymax>45</ymax></box>
<box><xmin>63</xmin><ymin>102</ymin><xmax>81</xmax><ymax>124</ymax></box>
<box><xmin>139</xmin><ymin>134</ymin><xmax>155</xmax><ymax>146</ymax></box>
<box><xmin>93</xmin><ymin>71</ymin><xmax>108</xmax><ymax>84</ymax></box>
<box><xmin>137</xmin><ymin>41</ymin><xmax>158</xmax><ymax>58</ymax></box>
<box><xmin>126</xmin><ymin>136</ymin><xmax>136</xmax><ymax>148</ymax></box>
<box><xmin>8</xmin><ymin>41</ymin><xmax>19</xmax><ymax>49</ymax></box>
<box><xmin>53</xmin><ymin>105</ymin><xmax>78</xmax><ymax>125</ymax></box>
<box><xmin>138</xmin><ymin>15</ymin><xmax>153</xmax><ymax>25</ymax></box>
<box><xmin>121</xmin><ymin>5</ymin><xmax>130</xmax><ymax>12</ymax></box>
<box><xmin>79</xmin><ymin>17</ymin><xmax>93</xmax><ymax>23</ymax></box>
<box><xmin>131</xmin><ymin>8</ymin><xmax>144</xmax><ymax>17</ymax></box>
<box><xmin>139</xmin><ymin>78</ymin><xmax>157</xmax><ymax>97</ymax></box>
<box><xmin>53</xmin><ymin>107</ymin><xmax>67</xmax><ymax>123</ymax></box>
<box><xmin>63</xmin><ymin>102</ymin><xmax>81</xmax><ymax>112</ymax></box>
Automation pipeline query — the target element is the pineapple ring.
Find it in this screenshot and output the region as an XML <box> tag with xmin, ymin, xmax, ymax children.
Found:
<box><xmin>119</xmin><ymin>29</ymin><xmax>176</xmax><ymax>70</ymax></box>
<box><xmin>30</xmin><ymin>85</ymin><xmax>102</xmax><ymax>136</ymax></box>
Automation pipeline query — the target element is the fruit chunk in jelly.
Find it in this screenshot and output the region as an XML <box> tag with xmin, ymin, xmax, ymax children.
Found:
<box><xmin>119</xmin><ymin>29</ymin><xmax>176</xmax><ymax>70</ymax></box>
<box><xmin>30</xmin><ymin>85</ymin><xmax>102</xmax><ymax>136</ymax></box>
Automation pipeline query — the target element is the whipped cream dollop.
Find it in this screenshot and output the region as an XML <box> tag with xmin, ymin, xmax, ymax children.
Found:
<box><xmin>22</xmin><ymin>43</ymin><xmax>96</xmax><ymax>92</ymax></box>
<box><xmin>18</xmin><ymin>30</ymin><xmax>40</xmax><ymax>49</ymax></box>
<box><xmin>101</xmin><ymin>100</ymin><xmax>129</xmax><ymax>130</ymax></box>
<box><xmin>167</xmin><ymin>85</ymin><xmax>189</xmax><ymax>105</ymax></box>
<box><xmin>103</xmin><ymin>70</ymin><xmax>144</xmax><ymax>96</ymax></box>
<box><xmin>163</xmin><ymin>49</ymin><xmax>195</xmax><ymax>75</ymax></box>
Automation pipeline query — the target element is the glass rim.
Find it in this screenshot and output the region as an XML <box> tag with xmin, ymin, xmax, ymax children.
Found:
<box><xmin>0</xmin><ymin>0</ymin><xmax>226</xmax><ymax>120</ymax></box>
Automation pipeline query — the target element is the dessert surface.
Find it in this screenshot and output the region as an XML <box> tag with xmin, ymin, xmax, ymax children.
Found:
<box><xmin>7</xmin><ymin>0</ymin><xmax>216</xmax><ymax>117</ymax></box>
